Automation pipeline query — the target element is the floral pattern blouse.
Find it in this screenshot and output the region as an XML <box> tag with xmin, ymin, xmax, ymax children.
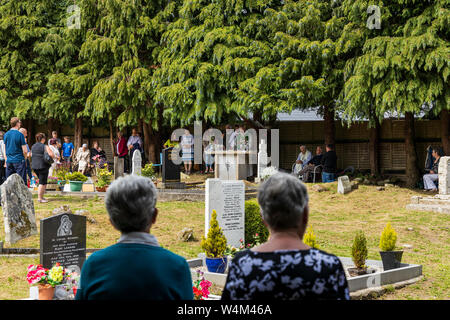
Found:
<box><xmin>221</xmin><ymin>249</ymin><xmax>350</xmax><ymax>300</ymax></box>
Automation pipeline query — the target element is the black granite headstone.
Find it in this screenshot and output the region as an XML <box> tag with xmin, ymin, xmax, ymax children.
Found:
<box><xmin>40</xmin><ymin>213</ymin><xmax>86</xmax><ymax>271</ymax></box>
<box><xmin>162</xmin><ymin>148</ymin><xmax>181</xmax><ymax>183</ymax></box>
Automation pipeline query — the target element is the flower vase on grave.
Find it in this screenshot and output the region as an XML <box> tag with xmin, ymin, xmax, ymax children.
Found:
<box><xmin>38</xmin><ymin>284</ymin><xmax>55</xmax><ymax>300</ymax></box>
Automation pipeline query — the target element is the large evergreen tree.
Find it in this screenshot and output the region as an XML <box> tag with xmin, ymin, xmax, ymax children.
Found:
<box><xmin>342</xmin><ymin>0</ymin><xmax>450</xmax><ymax>187</ymax></box>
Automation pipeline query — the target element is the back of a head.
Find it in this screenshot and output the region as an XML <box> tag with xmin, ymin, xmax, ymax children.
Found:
<box><xmin>105</xmin><ymin>175</ymin><xmax>158</xmax><ymax>233</ymax></box>
<box><xmin>258</xmin><ymin>172</ymin><xmax>309</xmax><ymax>231</ymax></box>
<box><xmin>326</xmin><ymin>144</ymin><xmax>334</xmax><ymax>151</ymax></box>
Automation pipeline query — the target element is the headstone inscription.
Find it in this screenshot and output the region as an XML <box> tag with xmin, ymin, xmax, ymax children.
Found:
<box><xmin>162</xmin><ymin>148</ymin><xmax>180</xmax><ymax>183</ymax></box>
<box><xmin>132</xmin><ymin>150</ymin><xmax>142</xmax><ymax>175</ymax></box>
<box><xmin>205</xmin><ymin>179</ymin><xmax>245</xmax><ymax>247</ymax></box>
<box><xmin>40</xmin><ymin>213</ymin><xmax>86</xmax><ymax>271</ymax></box>
<box><xmin>438</xmin><ymin>156</ymin><xmax>450</xmax><ymax>195</ymax></box>
<box><xmin>114</xmin><ymin>156</ymin><xmax>124</xmax><ymax>180</ymax></box>
<box><xmin>1</xmin><ymin>174</ymin><xmax>38</xmax><ymax>245</ymax></box>
<box><xmin>337</xmin><ymin>175</ymin><xmax>352</xmax><ymax>194</ymax></box>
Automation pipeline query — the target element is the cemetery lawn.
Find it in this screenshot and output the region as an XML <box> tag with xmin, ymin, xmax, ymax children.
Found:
<box><xmin>0</xmin><ymin>184</ymin><xmax>449</xmax><ymax>300</ymax></box>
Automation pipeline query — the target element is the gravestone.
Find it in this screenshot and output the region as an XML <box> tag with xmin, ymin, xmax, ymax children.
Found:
<box><xmin>162</xmin><ymin>148</ymin><xmax>180</xmax><ymax>183</ymax></box>
<box><xmin>205</xmin><ymin>179</ymin><xmax>245</xmax><ymax>247</ymax></box>
<box><xmin>438</xmin><ymin>156</ymin><xmax>450</xmax><ymax>195</ymax></box>
<box><xmin>40</xmin><ymin>213</ymin><xmax>86</xmax><ymax>271</ymax></box>
<box><xmin>0</xmin><ymin>174</ymin><xmax>38</xmax><ymax>245</ymax></box>
<box><xmin>132</xmin><ymin>150</ymin><xmax>142</xmax><ymax>175</ymax></box>
<box><xmin>114</xmin><ymin>156</ymin><xmax>124</xmax><ymax>180</ymax></box>
<box><xmin>338</xmin><ymin>176</ymin><xmax>352</xmax><ymax>194</ymax></box>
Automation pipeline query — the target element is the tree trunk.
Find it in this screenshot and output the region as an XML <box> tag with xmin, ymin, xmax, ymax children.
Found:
<box><xmin>404</xmin><ymin>112</ymin><xmax>419</xmax><ymax>188</ymax></box>
<box><xmin>109</xmin><ymin>119</ymin><xmax>116</xmax><ymax>157</ymax></box>
<box><xmin>369</xmin><ymin>119</ymin><xmax>381</xmax><ymax>176</ymax></box>
<box><xmin>74</xmin><ymin>116</ymin><xmax>83</xmax><ymax>152</ymax></box>
<box><xmin>143</xmin><ymin>122</ymin><xmax>156</xmax><ymax>164</ymax></box>
<box><xmin>47</xmin><ymin>118</ymin><xmax>55</xmax><ymax>140</ymax></box>
<box><xmin>441</xmin><ymin>109</ymin><xmax>450</xmax><ymax>155</ymax></box>
<box><xmin>323</xmin><ymin>105</ymin><xmax>335</xmax><ymax>146</ymax></box>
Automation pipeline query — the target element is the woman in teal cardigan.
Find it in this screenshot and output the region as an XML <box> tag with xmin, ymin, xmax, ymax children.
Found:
<box><xmin>75</xmin><ymin>175</ymin><xmax>193</xmax><ymax>300</ymax></box>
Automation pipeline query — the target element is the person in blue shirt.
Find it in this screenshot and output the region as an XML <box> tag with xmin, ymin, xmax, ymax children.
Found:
<box><xmin>3</xmin><ymin>117</ymin><xmax>28</xmax><ymax>184</ymax></box>
<box><xmin>62</xmin><ymin>136</ymin><xmax>74</xmax><ymax>168</ymax></box>
<box><xmin>75</xmin><ymin>175</ymin><xmax>193</xmax><ymax>300</ymax></box>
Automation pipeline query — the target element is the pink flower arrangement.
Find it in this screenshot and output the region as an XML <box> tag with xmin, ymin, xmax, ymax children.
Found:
<box><xmin>26</xmin><ymin>265</ymin><xmax>47</xmax><ymax>285</ymax></box>
<box><xmin>193</xmin><ymin>270</ymin><xmax>212</xmax><ymax>300</ymax></box>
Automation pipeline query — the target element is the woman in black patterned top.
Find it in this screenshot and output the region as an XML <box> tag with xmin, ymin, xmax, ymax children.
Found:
<box><xmin>222</xmin><ymin>172</ymin><xmax>350</xmax><ymax>300</ymax></box>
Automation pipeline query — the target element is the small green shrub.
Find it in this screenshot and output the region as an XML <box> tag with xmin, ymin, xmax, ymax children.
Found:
<box><xmin>141</xmin><ymin>163</ymin><xmax>156</xmax><ymax>180</ymax></box>
<box><xmin>351</xmin><ymin>231</ymin><xmax>368</xmax><ymax>269</ymax></box>
<box><xmin>303</xmin><ymin>226</ymin><xmax>320</xmax><ymax>249</ymax></box>
<box><xmin>201</xmin><ymin>210</ymin><xmax>227</xmax><ymax>258</ymax></box>
<box><xmin>66</xmin><ymin>172</ymin><xmax>88</xmax><ymax>182</ymax></box>
<box><xmin>380</xmin><ymin>222</ymin><xmax>398</xmax><ymax>251</ymax></box>
<box><xmin>245</xmin><ymin>200</ymin><xmax>269</xmax><ymax>245</ymax></box>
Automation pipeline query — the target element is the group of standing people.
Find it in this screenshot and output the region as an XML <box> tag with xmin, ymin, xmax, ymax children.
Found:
<box><xmin>114</xmin><ymin>129</ymin><xmax>144</xmax><ymax>173</ymax></box>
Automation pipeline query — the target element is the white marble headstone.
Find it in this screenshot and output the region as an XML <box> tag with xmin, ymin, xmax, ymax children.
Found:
<box><xmin>114</xmin><ymin>156</ymin><xmax>124</xmax><ymax>180</ymax></box>
<box><xmin>438</xmin><ymin>156</ymin><xmax>450</xmax><ymax>195</ymax></box>
<box><xmin>132</xmin><ymin>150</ymin><xmax>142</xmax><ymax>176</ymax></box>
<box><xmin>337</xmin><ymin>175</ymin><xmax>352</xmax><ymax>194</ymax></box>
<box><xmin>205</xmin><ymin>179</ymin><xmax>245</xmax><ymax>247</ymax></box>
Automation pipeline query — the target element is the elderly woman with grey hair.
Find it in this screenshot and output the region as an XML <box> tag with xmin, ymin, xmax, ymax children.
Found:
<box><xmin>222</xmin><ymin>172</ymin><xmax>349</xmax><ymax>300</ymax></box>
<box><xmin>75</xmin><ymin>175</ymin><xmax>193</xmax><ymax>300</ymax></box>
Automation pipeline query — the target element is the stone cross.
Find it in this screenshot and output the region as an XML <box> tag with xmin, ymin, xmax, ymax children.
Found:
<box><xmin>438</xmin><ymin>156</ymin><xmax>450</xmax><ymax>195</ymax></box>
<box><xmin>0</xmin><ymin>174</ymin><xmax>38</xmax><ymax>245</ymax></box>
<box><xmin>337</xmin><ymin>175</ymin><xmax>352</xmax><ymax>194</ymax></box>
<box><xmin>132</xmin><ymin>150</ymin><xmax>142</xmax><ymax>175</ymax></box>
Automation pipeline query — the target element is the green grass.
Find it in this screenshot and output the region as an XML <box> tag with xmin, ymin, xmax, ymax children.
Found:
<box><xmin>0</xmin><ymin>183</ymin><xmax>449</xmax><ymax>300</ymax></box>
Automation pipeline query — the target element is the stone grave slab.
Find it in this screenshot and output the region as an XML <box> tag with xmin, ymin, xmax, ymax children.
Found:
<box><xmin>205</xmin><ymin>179</ymin><xmax>245</xmax><ymax>247</ymax></box>
<box><xmin>114</xmin><ymin>156</ymin><xmax>124</xmax><ymax>180</ymax></box>
<box><xmin>338</xmin><ymin>176</ymin><xmax>352</xmax><ymax>194</ymax></box>
<box><xmin>438</xmin><ymin>156</ymin><xmax>450</xmax><ymax>195</ymax></box>
<box><xmin>1</xmin><ymin>174</ymin><xmax>38</xmax><ymax>245</ymax></box>
<box><xmin>162</xmin><ymin>148</ymin><xmax>181</xmax><ymax>183</ymax></box>
<box><xmin>40</xmin><ymin>213</ymin><xmax>86</xmax><ymax>272</ymax></box>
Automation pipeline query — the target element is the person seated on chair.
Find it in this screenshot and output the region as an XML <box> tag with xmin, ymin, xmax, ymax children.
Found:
<box><xmin>293</xmin><ymin>145</ymin><xmax>312</xmax><ymax>176</ymax></box>
<box><xmin>298</xmin><ymin>146</ymin><xmax>324</xmax><ymax>182</ymax></box>
<box><xmin>321</xmin><ymin>144</ymin><xmax>337</xmax><ymax>183</ymax></box>
<box><xmin>423</xmin><ymin>148</ymin><xmax>442</xmax><ymax>192</ymax></box>
<box><xmin>90</xmin><ymin>141</ymin><xmax>107</xmax><ymax>169</ymax></box>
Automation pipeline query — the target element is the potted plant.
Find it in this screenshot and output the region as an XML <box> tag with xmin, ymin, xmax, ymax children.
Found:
<box><xmin>95</xmin><ymin>168</ymin><xmax>112</xmax><ymax>192</ymax></box>
<box><xmin>55</xmin><ymin>166</ymin><xmax>69</xmax><ymax>188</ymax></box>
<box><xmin>379</xmin><ymin>222</ymin><xmax>403</xmax><ymax>270</ymax></box>
<box><xmin>201</xmin><ymin>210</ymin><xmax>228</xmax><ymax>273</ymax></box>
<box><xmin>26</xmin><ymin>263</ymin><xmax>67</xmax><ymax>300</ymax></box>
<box><xmin>65</xmin><ymin>172</ymin><xmax>88</xmax><ymax>192</ymax></box>
<box><xmin>349</xmin><ymin>231</ymin><xmax>368</xmax><ymax>276</ymax></box>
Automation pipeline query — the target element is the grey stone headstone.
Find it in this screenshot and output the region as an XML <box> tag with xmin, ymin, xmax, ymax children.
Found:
<box><xmin>205</xmin><ymin>179</ymin><xmax>245</xmax><ymax>247</ymax></box>
<box><xmin>337</xmin><ymin>176</ymin><xmax>352</xmax><ymax>194</ymax></box>
<box><xmin>1</xmin><ymin>174</ymin><xmax>38</xmax><ymax>245</ymax></box>
<box><xmin>114</xmin><ymin>156</ymin><xmax>124</xmax><ymax>180</ymax></box>
<box><xmin>132</xmin><ymin>150</ymin><xmax>142</xmax><ymax>175</ymax></box>
<box><xmin>438</xmin><ymin>157</ymin><xmax>450</xmax><ymax>195</ymax></box>
<box><xmin>40</xmin><ymin>213</ymin><xmax>86</xmax><ymax>271</ymax></box>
